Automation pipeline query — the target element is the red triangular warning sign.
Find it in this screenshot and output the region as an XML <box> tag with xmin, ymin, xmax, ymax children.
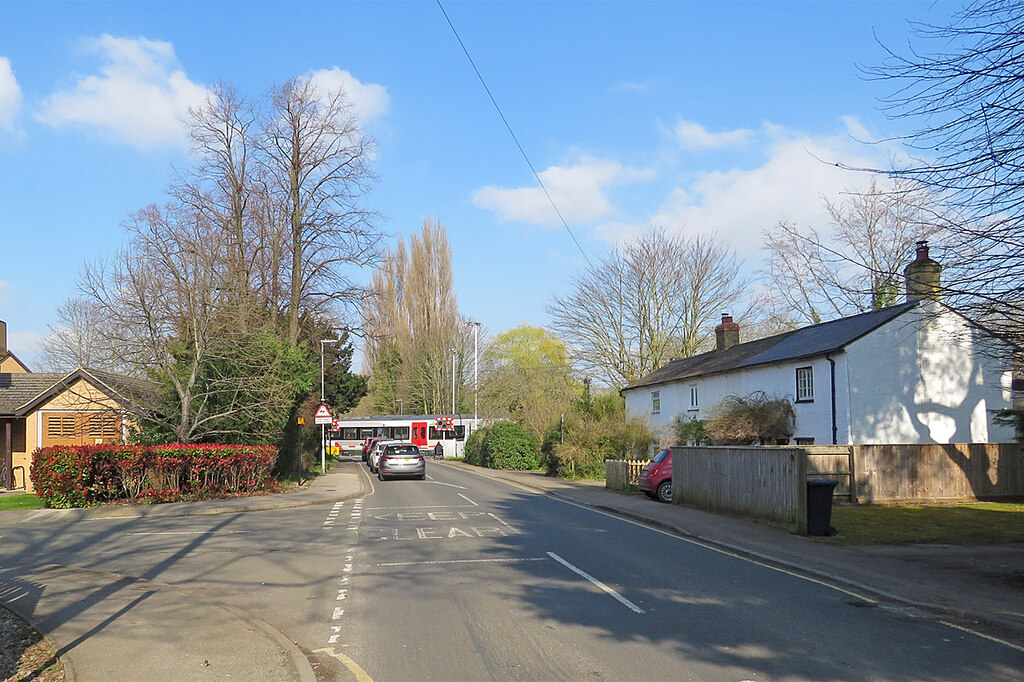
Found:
<box><xmin>314</xmin><ymin>403</ymin><xmax>332</xmax><ymax>419</ymax></box>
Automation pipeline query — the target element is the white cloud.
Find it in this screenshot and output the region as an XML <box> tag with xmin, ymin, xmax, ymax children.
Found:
<box><xmin>610</xmin><ymin>80</ymin><xmax>651</xmax><ymax>94</ymax></box>
<box><xmin>307</xmin><ymin>67</ymin><xmax>389</xmax><ymax>122</ymax></box>
<box><xmin>36</xmin><ymin>35</ymin><xmax>211</xmax><ymax>150</ymax></box>
<box><xmin>473</xmin><ymin>157</ymin><xmax>654</xmax><ymax>227</ymax></box>
<box><xmin>594</xmin><ymin>125</ymin><xmax>887</xmax><ymax>261</ymax></box>
<box><xmin>8</xmin><ymin>330</ymin><xmax>43</xmax><ymax>360</ymax></box>
<box><xmin>674</xmin><ymin>119</ymin><xmax>752</xmax><ymax>150</ymax></box>
<box><xmin>0</xmin><ymin>57</ymin><xmax>22</xmax><ymax>130</ymax></box>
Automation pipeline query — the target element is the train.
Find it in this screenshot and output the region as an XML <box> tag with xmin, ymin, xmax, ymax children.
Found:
<box><xmin>326</xmin><ymin>414</ymin><xmax>482</xmax><ymax>457</ymax></box>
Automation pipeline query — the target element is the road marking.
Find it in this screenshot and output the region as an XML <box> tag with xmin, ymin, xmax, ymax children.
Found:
<box><xmin>428</xmin><ymin>480</ymin><xmax>468</xmax><ymax>489</ymax></box>
<box><xmin>364</xmin><ymin>504</ymin><xmax>476</xmax><ymax>510</ymax></box>
<box><xmin>940</xmin><ymin>620</ymin><xmax>1024</xmax><ymax>654</ymax></box>
<box><xmin>547</xmin><ymin>551</ymin><xmax>645</xmax><ymax>615</ymax></box>
<box><xmin>125</xmin><ymin>530</ymin><xmax>253</xmax><ymax>535</ymax></box>
<box><xmin>457</xmin><ymin>493</ymin><xmax>477</xmax><ymax>506</ymax></box>
<box><xmin>377</xmin><ymin>557</ymin><xmax>550</xmax><ymax>567</ymax></box>
<box><xmin>313</xmin><ymin>648</ymin><xmax>373</xmax><ymax>682</ymax></box>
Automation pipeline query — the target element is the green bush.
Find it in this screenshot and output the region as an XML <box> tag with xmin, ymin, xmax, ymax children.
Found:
<box><xmin>464</xmin><ymin>426</ymin><xmax>488</xmax><ymax>466</ymax></box>
<box><xmin>547</xmin><ymin>393</ymin><xmax>654</xmax><ymax>478</ymax></box>
<box><xmin>480</xmin><ymin>421</ymin><xmax>539</xmax><ymax>470</ymax></box>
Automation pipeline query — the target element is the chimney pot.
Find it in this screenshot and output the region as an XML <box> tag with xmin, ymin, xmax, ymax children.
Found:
<box><xmin>905</xmin><ymin>240</ymin><xmax>942</xmax><ymax>302</ymax></box>
<box><xmin>714</xmin><ymin>312</ymin><xmax>740</xmax><ymax>351</ymax></box>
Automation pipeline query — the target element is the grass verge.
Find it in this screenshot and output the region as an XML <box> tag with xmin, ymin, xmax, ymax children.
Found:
<box><xmin>0</xmin><ymin>494</ymin><xmax>44</xmax><ymax>511</ymax></box>
<box><xmin>826</xmin><ymin>502</ymin><xmax>1024</xmax><ymax>545</ymax></box>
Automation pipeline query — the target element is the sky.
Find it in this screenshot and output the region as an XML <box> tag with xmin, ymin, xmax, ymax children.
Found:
<box><xmin>0</xmin><ymin>0</ymin><xmax>962</xmax><ymax>370</ymax></box>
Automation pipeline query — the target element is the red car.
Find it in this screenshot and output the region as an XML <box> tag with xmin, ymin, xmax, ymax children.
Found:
<box><xmin>638</xmin><ymin>449</ymin><xmax>672</xmax><ymax>503</ymax></box>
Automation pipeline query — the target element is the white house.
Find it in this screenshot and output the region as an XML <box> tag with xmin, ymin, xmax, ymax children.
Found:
<box><xmin>623</xmin><ymin>243</ymin><xmax>1018</xmax><ymax>445</ymax></box>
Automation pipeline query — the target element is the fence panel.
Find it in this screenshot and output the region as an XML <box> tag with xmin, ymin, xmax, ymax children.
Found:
<box><xmin>853</xmin><ymin>443</ymin><xmax>1024</xmax><ymax>504</ymax></box>
<box><xmin>605</xmin><ymin>459</ymin><xmax>650</xmax><ymax>490</ymax></box>
<box><xmin>672</xmin><ymin>447</ymin><xmax>806</xmax><ymax>533</ymax></box>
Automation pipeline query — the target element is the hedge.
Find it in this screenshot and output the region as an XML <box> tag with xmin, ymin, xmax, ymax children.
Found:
<box><xmin>30</xmin><ymin>443</ymin><xmax>278</xmax><ymax>508</ymax></box>
<box><xmin>479</xmin><ymin>421</ymin><xmax>539</xmax><ymax>471</ymax></box>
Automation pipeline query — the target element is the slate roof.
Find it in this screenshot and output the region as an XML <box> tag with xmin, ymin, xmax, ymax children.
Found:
<box><xmin>623</xmin><ymin>301</ymin><xmax>918</xmax><ymax>392</ymax></box>
<box><xmin>0</xmin><ymin>368</ymin><xmax>160</xmax><ymax>416</ymax></box>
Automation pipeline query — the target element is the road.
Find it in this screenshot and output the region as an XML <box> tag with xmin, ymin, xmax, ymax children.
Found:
<box><xmin>2</xmin><ymin>458</ymin><xmax>1023</xmax><ymax>680</ymax></box>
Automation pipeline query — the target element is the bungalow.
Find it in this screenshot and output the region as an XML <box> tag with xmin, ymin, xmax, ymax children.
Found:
<box><xmin>623</xmin><ymin>243</ymin><xmax>1017</xmax><ymax>445</ymax></box>
<box><xmin>0</xmin><ymin>321</ymin><xmax>158</xmax><ymax>492</ymax></box>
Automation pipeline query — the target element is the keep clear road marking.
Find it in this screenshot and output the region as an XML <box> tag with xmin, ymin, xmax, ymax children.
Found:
<box><xmin>547</xmin><ymin>551</ymin><xmax>646</xmax><ymax>615</ymax></box>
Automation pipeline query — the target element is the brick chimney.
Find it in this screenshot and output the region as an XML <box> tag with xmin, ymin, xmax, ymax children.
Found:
<box><xmin>0</xmin><ymin>319</ymin><xmax>6</xmax><ymax>355</ymax></box>
<box><xmin>904</xmin><ymin>241</ymin><xmax>942</xmax><ymax>302</ymax></box>
<box><xmin>714</xmin><ymin>313</ymin><xmax>740</xmax><ymax>351</ymax></box>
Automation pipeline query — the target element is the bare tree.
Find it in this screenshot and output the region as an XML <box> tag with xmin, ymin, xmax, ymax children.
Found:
<box><xmin>548</xmin><ymin>230</ymin><xmax>745</xmax><ymax>388</ymax></box>
<box><xmin>37</xmin><ymin>297</ymin><xmax>126</xmax><ymax>373</ymax></box>
<box><xmin>761</xmin><ymin>179</ymin><xmax>946</xmax><ymax>325</ymax></box>
<box><xmin>78</xmin><ymin>204</ymin><xmax>310</xmax><ymax>443</ymax></box>
<box><xmin>862</xmin><ymin>0</ymin><xmax>1024</xmax><ymax>345</ymax></box>
<box><xmin>260</xmin><ymin>77</ymin><xmax>381</xmax><ymax>345</ymax></box>
<box><xmin>363</xmin><ymin>219</ymin><xmax>470</xmax><ymax>414</ymax></box>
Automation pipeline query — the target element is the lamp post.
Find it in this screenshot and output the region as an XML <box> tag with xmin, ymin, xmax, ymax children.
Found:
<box><xmin>320</xmin><ymin>338</ymin><xmax>339</xmax><ymax>473</ymax></box>
<box><xmin>449</xmin><ymin>348</ymin><xmax>456</xmax><ymax>415</ymax></box>
<box><xmin>470</xmin><ymin>321</ymin><xmax>481</xmax><ymax>425</ymax></box>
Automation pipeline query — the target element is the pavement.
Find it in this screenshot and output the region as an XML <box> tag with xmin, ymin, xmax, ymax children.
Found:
<box><xmin>1</xmin><ymin>458</ymin><xmax>1023</xmax><ymax>681</ymax></box>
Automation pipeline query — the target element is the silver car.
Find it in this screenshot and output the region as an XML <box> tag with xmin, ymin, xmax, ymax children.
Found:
<box><xmin>377</xmin><ymin>443</ymin><xmax>426</xmax><ymax>481</ymax></box>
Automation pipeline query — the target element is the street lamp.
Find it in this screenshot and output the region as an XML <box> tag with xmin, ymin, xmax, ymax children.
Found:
<box><xmin>450</xmin><ymin>348</ymin><xmax>457</xmax><ymax>415</ymax></box>
<box><xmin>470</xmin><ymin>321</ymin><xmax>481</xmax><ymax>424</ymax></box>
<box><xmin>320</xmin><ymin>338</ymin><xmax>340</xmax><ymax>473</ymax></box>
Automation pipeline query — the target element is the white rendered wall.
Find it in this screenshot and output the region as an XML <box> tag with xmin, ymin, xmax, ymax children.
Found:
<box><xmin>844</xmin><ymin>303</ymin><xmax>1015</xmax><ymax>444</ymax></box>
<box><xmin>625</xmin><ymin>355</ymin><xmax>848</xmax><ymax>445</ymax></box>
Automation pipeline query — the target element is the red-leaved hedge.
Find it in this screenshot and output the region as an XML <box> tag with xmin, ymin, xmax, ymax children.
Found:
<box><xmin>30</xmin><ymin>444</ymin><xmax>278</xmax><ymax>508</ymax></box>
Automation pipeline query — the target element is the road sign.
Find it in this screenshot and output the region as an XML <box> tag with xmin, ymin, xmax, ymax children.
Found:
<box><xmin>314</xmin><ymin>403</ymin><xmax>333</xmax><ymax>425</ymax></box>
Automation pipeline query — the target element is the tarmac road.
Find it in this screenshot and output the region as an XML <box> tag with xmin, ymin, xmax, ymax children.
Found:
<box><xmin>1</xmin><ymin>459</ymin><xmax>1022</xmax><ymax>680</ymax></box>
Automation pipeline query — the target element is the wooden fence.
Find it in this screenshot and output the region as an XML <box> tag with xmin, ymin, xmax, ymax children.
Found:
<box><xmin>671</xmin><ymin>447</ymin><xmax>807</xmax><ymax>534</ymax></box>
<box><xmin>853</xmin><ymin>443</ymin><xmax>1024</xmax><ymax>504</ymax></box>
<box><xmin>605</xmin><ymin>459</ymin><xmax>650</xmax><ymax>490</ymax></box>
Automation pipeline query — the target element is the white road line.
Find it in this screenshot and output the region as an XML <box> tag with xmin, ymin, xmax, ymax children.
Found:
<box><xmin>457</xmin><ymin>493</ymin><xmax>477</xmax><ymax>506</ymax></box>
<box><xmin>377</xmin><ymin>557</ymin><xmax>549</xmax><ymax>567</ymax></box>
<box><xmin>125</xmin><ymin>530</ymin><xmax>253</xmax><ymax>536</ymax></box>
<box><xmin>364</xmin><ymin>504</ymin><xmax>476</xmax><ymax>510</ymax></box>
<box><xmin>428</xmin><ymin>480</ymin><xmax>468</xmax><ymax>489</ymax></box>
<box><xmin>547</xmin><ymin>552</ymin><xmax>645</xmax><ymax>615</ymax></box>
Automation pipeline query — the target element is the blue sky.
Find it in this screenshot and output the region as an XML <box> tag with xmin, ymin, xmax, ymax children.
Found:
<box><xmin>0</xmin><ymin>1</ymin><xmax>959</xmax><ymax>369</ymax></box>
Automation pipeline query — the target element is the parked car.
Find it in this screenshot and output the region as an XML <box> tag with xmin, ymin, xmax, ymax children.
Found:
<box><xmin>377</xmin><ymin>442</ymin><xmax>426</xmax><ymax>481</ymax></box>
<box><xmin>638</xmin><ymin>449</ymin><xmax>672</xmax><ymax>503</ymax></box>
<box><xmin>368</xmin><ymin>439</ymin><xmax>399</xmax><ymax>473</ymax></box>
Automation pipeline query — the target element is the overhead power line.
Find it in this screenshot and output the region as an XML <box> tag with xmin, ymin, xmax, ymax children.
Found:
<box><xmin>435</xmin><ymin>0</ymin><xmax>593</xmax><ymax>267</ymax></box>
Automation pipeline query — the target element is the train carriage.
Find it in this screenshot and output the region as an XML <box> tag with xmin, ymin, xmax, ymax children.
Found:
<box><xmin>328</xmin><ymin>414</ymin><xmax>480</xmax><ymax>457</ymax></box>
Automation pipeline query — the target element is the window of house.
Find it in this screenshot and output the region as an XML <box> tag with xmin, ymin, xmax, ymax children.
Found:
<box><xmin>651</xmin><ymin>391</ymin><xmax>661</xmax><ymax>414</ymax></box>
<box><xmin>88</xmin><ymin>414</ymin><xmax>119</xmax><ymax>438</ymax></box>
<box><xmin>47</xmin><ymin>415</ymin><xmax>77</xmax><ymax>439</ymax></box>
<box><xmin>688</xmin><ymin>385</ymin><xmax>699</xmax><ymax>410</ymax></box>
<box><xmin>796</xmin><ymin>366</ymin><xmax>814</xmax><ymax>402</ymax></box>
<box><xmin>795</xmin><ymin>437</ymin><xmax>815</xmax><ymax>445</ymax></box>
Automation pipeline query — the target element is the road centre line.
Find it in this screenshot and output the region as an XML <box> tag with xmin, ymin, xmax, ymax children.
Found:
<box><xmin>547</xmin><ymin>552</ymin><xmax>645</xmax><ymax>615</ymax></box>
<box><xmin>427</xmin><ymin>480</ymin><xmax>467</xmax><ymax>489</ymax></box>
<box><xmin>377</xmin><ymin>557</ymin><xmax>550</xmax><ymax>567</ymax></box>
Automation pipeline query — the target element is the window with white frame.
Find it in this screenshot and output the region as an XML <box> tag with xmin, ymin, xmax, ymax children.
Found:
<box><xmin>688</xmin><ymin>385</ymin><xmax>699</xmax><ymax>410</ymax></box>
<box><xmin>796</xmin><ymin>366</ymin><xmax>814</xmax><ymax>402</ymax></box>
<box><xmin>651</xmin><ymin>390</ymin><xmax>661</xmax><ymax>414</ymax></box>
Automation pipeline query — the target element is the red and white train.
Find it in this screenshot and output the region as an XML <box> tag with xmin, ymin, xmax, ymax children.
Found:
<box><xmin>327</xmin><ymin>414</ymin><xmax>481</xmax><ymax>456</ymax></box>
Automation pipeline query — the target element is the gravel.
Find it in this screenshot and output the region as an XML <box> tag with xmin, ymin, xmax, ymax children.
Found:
<box><xmin>0</xmin><ymin>604</ymin><xmax>64</xmax><ymax>682</ymax></box>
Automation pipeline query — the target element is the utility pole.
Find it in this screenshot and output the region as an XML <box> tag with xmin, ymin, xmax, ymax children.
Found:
<box><xmin>450</xmin><ymin>348</ymin><xmax>456</xmax><ymax>415</ymax></box>
<box><xmin>471</xmin><ymin>321</ymin><xmax>481</xmax><ymax>425</ymax></box>
<box><xmin>320</xmin><ymin>338</ymin><xmax>339</xmax><ymax>472</ymax></box>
